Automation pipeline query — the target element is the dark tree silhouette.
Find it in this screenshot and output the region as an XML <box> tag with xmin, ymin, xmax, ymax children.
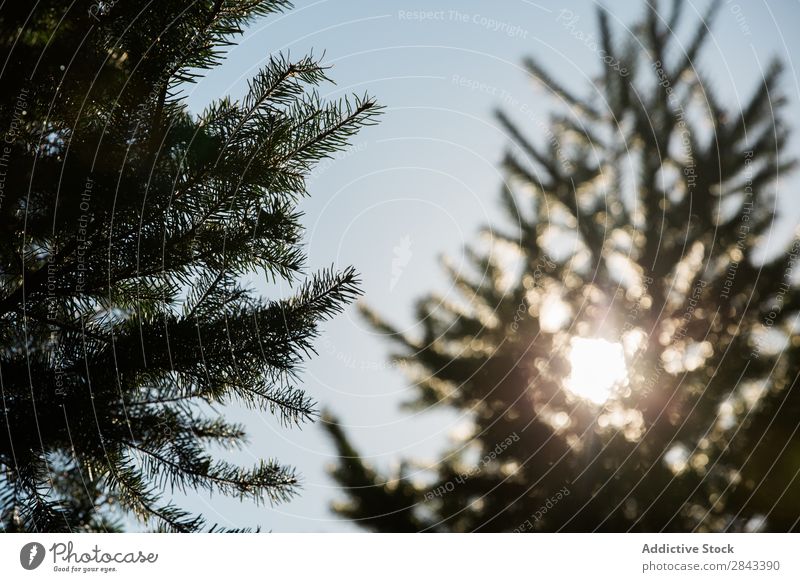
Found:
<box><xmin>0</xmin><ymin>1</ymin><xmax>379</xmax><ymax>532</ymax></box>
<box><xmin>325</xmin><ymin>0</ymin><xmax>800</xmax><ymax>532</ymax></box>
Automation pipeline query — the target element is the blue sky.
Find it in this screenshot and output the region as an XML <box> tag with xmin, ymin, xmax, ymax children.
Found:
<box><xmin>176</xmin><ymin>0</ymin><xmax>800</xmax><ymax>531</ymax></box>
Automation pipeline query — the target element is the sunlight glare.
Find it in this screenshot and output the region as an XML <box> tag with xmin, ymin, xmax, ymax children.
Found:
<box><xmin>566</xmin><ymin>337</ymin><xmax>628</xmax><ymax>404</ymax></box>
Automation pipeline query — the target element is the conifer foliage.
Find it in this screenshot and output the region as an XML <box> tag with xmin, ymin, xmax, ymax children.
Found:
<box><xmin>326</xmin><ymin>1</ymin><xmax>800</xmax><ymax>532</ymax></box>
<box><xmin>0</xmin><ymin>1</ymin><xmax>379</xmax><ymax>531</ymax></box>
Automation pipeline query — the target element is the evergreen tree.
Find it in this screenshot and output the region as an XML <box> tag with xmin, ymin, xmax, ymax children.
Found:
<box><xmin>326</xmin><ymin>0</ymin><xmax>800</xmax><ymax>532</ymax></box>
<box><xmin>0</xmin><ymin>1</ymin><xmax>379</xmax><ymax>532</ymax></box>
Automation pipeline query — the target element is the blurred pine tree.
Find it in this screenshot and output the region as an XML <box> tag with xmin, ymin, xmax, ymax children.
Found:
<box><xmin>325</xmin><ymin>0</ymin><xmax>800</xmax><ymax>532</ymax></box>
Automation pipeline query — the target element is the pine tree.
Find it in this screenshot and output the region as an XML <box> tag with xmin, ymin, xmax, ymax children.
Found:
<box><xmin>0</xmin><ymin>1</ymin><xmax>379</xmax><ymax>532</ymax></box>
<box><xmin>325</xmin><ymin>0</ymin><xmax>800</xmax><ymax>532</ymax></box>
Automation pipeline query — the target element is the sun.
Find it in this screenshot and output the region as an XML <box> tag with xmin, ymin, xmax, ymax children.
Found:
<box><xmin>565</xmin><ymin>337</ymin><xmax>628</xmax><ymax>404</ymax></box>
